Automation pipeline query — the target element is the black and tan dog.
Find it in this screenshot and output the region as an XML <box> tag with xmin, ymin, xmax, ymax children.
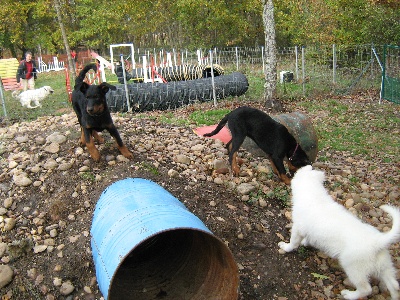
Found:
<box><xmin>203</xmin><ymin>106</ymin><xmax>310</xmax><ymax>184</ymax></box>
<box><xmin>72</xmin><ymin>64</ymin><xmax>133</xmax><ymax>161</ymax></box>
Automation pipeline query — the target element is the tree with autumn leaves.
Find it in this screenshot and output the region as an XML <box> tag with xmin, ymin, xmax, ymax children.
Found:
<box><xmin>1</xmin><ymin>0</ymin><xmax>398</xmax><ymax>108</ymax></box>
<box><xmin>0</xmin><ymin>0</ymin><xmax>398</xmax><ymax>58</ymax></box>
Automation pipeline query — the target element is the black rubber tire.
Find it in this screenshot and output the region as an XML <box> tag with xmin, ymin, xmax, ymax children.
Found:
<box><xmin>107</xmin><ymin>72</ymin><xmax>249</xmax><ymax>112</ymax></box>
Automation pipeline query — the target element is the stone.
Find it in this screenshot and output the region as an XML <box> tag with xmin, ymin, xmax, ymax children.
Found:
<box><xmin>15</xmin><ymin>136</ymin><xmax>29</xmax><ymax>143</ymax></box>
<box><xmin>0</xmin><ymin>265</ymin><xmax>13</xmax><ymax>288</ymax></box>
<box><xmin>43</xmin><ymin>159</ymin><xmax>58</xmax><ymax>169</ymax></box>
<box><xmin>0</xmin><ymin>243</ymin><xmax>7</xmax><ymax>257</ymax></box>
<box><xmin>237</xmin><ymin>183</ymin><xmax>256</xmax><ymax>195</ymax></box>
<box><xmin>33</xmin><ymin>245</ymin><xmax>48</xmax><ymax>253</ymax></box>
<box><xmin>46</xmin><ymin>132</ymin><xmax>67</xmax><ymax>144</ymax></box>
<box><xmin>176</xmin><ymin>154</ymin><xmax>191</xmax><ymax>165</ymax></box>
<box><xmin>191</xmin><ymin>144</ymin><xmax>204</xmax><ymax>152</ymax></box>
<box><xmin>167</xmin><ymin>169</ymin><xmax>179</xmax><ymax>178</ymax></box>
<box><xmin>60</xmin><ymin>280</ymin><xmax>74</xmax><ymax>295</ymax></box>
<box><xmin>4</xmin><ymin>218</ymin><xmax>16</xmax><ymax>231</ymax></box>
<box><xmin>13</xmin><ymin>174</ymin><xmax>32</xmax><ymax>187</ymax></box>
<box><xmin>44</xmin><ymin>143</ymin><xmax>60</xmax><ymax>154</ymax></box>
<box><xmin>213</xmin><ymin>159</ymin><xmax>228</xmax><ymax>170</ymax></box>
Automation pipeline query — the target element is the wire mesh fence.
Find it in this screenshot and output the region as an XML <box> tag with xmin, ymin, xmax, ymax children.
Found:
<box><xmin>133</xmin><ymin>44</ymin><xmax>389</xmax><ymax>100</ymax></box>
<box><xmin>382</xmin><ymin>45</ymin><xmax>400</xmax><ymax>104</ymax></box>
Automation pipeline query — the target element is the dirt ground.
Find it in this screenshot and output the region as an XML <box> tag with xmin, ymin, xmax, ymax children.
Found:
<box><xmin>0</xmin><ymin>96</ymin><xmax>398</xmax><ymax>300</ymax></box>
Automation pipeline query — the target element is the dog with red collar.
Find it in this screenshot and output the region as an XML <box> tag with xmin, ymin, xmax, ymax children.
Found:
<box><xmin>203</xmin><ymin>106</ymin><xmax>310</xmax><ymax>184</ymax></box>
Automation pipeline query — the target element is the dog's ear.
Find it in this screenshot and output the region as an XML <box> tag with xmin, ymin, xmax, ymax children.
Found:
<box><xmin>99</xmin><ymin>82</ymin><xmax>117</xmax><ymax>94</ymax></box>
<box><xmin>79</xmin><ymin>82</ymin><xmax>90</xmax><ymax>95</ymax></box>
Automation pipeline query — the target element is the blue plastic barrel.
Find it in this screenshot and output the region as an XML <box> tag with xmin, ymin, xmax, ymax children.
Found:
<box><xmin>91</xmin><ymin>178</ymin><xmax>239</xmax><ymax>300</ymax></box>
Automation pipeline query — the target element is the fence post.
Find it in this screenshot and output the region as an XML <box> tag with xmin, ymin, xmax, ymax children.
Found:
<box><xmin>301</xmin><ymin>46</ymin><xmax>306</xmax><ymax>95</ymax></box>
<box><xmin>380</xmin><ymin>45</ymin><xmax>387</xmax><ymax>104</ymax></box>
<box><xmin>332</xmin><ymin>44</ymin><xmax>337</xmax><ymax>84</ymax></box>
<box><xmin>261</xmin><ymin>46</ymin><xmax>265</xmax><ymax>74</ymax></box>
<box><xmin>209</xmin><ymin>50</ymin><xmax>217</xmax><ymax>107</ymax></box>
<box><xmin>120</xmin><ymin>54</ymin><xmax>131</xmax><ymax>112</ymax></box>
<box><xmin>235</xmin><ymin>47</ymin><xmax>239</xmax><ymax>71</ymax></box>
<box><xmin>294</xmin><ymin>46</ymin><xmax>299</xmax><ymax>81</ymax></box>
<box><xmin>0</xmin><ymin>80</ymin><xmax>7</xmax><ymax>118</ymax></box>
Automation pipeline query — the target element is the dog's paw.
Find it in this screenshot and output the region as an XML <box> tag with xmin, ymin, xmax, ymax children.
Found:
<box><xmin>340</xmin><ymin>289</ymin><xmax>363</xmax><ymax>300</ymax></box>
<box><xmin>118</xmin><ymin>146</ymin><xmax>133</xmax><ymax>159</ymax></box>
<box><xmin>278</xmin><ymin>242</ymin><xmax>293</xmax><ymax>252</ymax></box>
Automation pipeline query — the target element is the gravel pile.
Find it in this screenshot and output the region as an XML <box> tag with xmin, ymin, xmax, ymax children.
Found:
<box><xmin>0</xmin><ymin>109</ymin><xmax>399</xmax><ymax>299</ymax></box>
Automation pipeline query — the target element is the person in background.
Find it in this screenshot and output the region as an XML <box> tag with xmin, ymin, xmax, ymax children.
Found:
<box><xmin>16</xmin><ymin>51</ymin><xmax>37</xmax><ymax>91</ymax></box>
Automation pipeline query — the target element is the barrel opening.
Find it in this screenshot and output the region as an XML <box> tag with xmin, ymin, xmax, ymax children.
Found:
<box><xmin>109</xmin><ymin>229</ymin><xmax>238</xmax><ymax>300</ymax></box>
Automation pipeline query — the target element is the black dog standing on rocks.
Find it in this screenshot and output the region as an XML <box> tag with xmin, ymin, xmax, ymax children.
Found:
<box><xmin>203</xmin><ymin>106</ymin><xmax>310</xmax><ymax>184</ymax></box>
<box><xmin>72</xmin><ymin>64</ymin><xmax>133</xmax><ymax>161</ymax></box>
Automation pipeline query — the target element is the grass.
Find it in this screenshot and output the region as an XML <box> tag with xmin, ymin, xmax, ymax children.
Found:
<box><xmin>189</xmin><ymin>109</ymin><xmax>231</xmax><ymax>125</ymax></box>
<box><xmin>297</xmin><ymin>98</ymin><xmax>400</xmax><ymax>161</ymax></box>
<box><xmin>1</xmin><ymin>70</ymin><xmax>72</xmax><ymax>121</ymax></box>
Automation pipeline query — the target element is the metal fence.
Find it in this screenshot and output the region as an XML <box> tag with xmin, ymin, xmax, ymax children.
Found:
<box><xmin>131</xmin><ymin>44</ymin><xmax>389</xmax><ymax>100</ymax></box>
<box><xmin>382</xmin><ymin>45</ymin><xmax>400</xmax><ymax>104</ymax></box>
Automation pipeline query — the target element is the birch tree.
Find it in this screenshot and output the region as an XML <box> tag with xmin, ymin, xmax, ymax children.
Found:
<box><xmin>262</xmin><ymin>0</ymin><xmax>281</xmax><ymax>111</ymax></box>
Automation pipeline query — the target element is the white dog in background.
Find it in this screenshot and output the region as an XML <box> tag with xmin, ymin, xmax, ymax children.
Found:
<box><xmin>278</xmin><ymin>165</ymin><xmax>400</xmax><ymax>300</ymax></box>
<box><xmin>12</xmin><ymin>86</ymin><xmax>54</xmax><ymax>109</ymax></box>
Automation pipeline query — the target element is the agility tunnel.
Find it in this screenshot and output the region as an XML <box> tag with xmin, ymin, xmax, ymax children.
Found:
<box><xmin>115</xmin><ymin>64</ymin><xmax>225</xmax><ymax>83</ymax></box>
<box><xmin>91</xmin><ymin>178</ymin><xmax>239</xmax><ymax>300</ymax></box>
<box><xmin>106</xmin><ymin>72</ymin><xmax>248</xmax><ymax>112</ymax></box>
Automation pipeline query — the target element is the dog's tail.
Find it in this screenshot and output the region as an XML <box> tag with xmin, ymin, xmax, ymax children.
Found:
<box><xmin>379</xmin><ymin>205</ymin><xmax>400</xmax><ymax>247</ymax></box>
<box><xmin>203</xmin><ymin>115</ymin><xmax>229</xmax><ymax>137</ymax></box>
<box><xmin>74</xmin><ymin>64</ymin><xmax>97</xmax><ymax>89</ymax></box>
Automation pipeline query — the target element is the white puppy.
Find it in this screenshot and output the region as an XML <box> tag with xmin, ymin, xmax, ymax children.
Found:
<box><xmin>278</xmin><ymin>165</ymin><xmax>400</xmax><ymax>300</ymax></box>
<box><xmin>12</xmin><ymin>86</ymin><xmax>54</xmax><ymax>109</ymax></box>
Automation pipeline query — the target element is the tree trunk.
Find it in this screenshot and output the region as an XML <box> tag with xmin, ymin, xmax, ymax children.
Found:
<box><xmin>54</xmin><ymin>0</ymin><xmax>76</xmax><ymax>83</ymax></box>
<box><xmin>262</xmin><ymin>0</ymin><xmax>282</xmax><ymax>112</ymax></box>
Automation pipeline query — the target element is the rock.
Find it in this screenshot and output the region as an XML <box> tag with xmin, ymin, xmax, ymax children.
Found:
<box><xmin>0</xmin><ymin>243</ymin><xmax>7</xmax><ymax>257</ymax></box>
<box><xmin>389</xmin><ymin>190</ymin><xmax>400</xmax><ymax>202</ymax></box>
<box><xmin>176</xmin><ymin>154</ymin><xmax>191</xmax><ymax>165</ymax></box>
<box><xmin>53</xmin><ymin>277</ymin><xmax>62</xmax><ymax>286</ymax></box>
<box><xmin>58</xmin><ymin>162</ymin><xmax>73</xmax><ymax>171</ymax></box>
<box><xmin>213</xmin><ymin>159</ymin><xmax>228</xmax><ymax>170</ymax></box>
<box><xmin>44</xmin><ymin>143</ymin><xmax>60</xmax><ymax>154</ymax></box>
<box><xmin>116</xmin><ymin>155</ymin><xmax>129</xmax><ymax>162</ymax></box>
<box><xmin>259</xmin><ymin>198</ymin><xmax>268</xmax><ymax>207</ymax></box>
<box><xmin>213</xmin><ymin>177</ymin><xmax>224</xmax><ymax>185</ymax></box>
<box><xmin>167</xmin><ymin>169</ymin><xmax>179</xmax><ymax>178</ymax></box>
<box><xmin>191</xmin><ymin>144</ymin><xmax>204</xmax><ymax>152</ymax></box>
<box><xmin>60</xmin><ymin>280</ymin><xmax>74</xmax><ymax>295</ymax></box>
<box><xmin>0</xmin><ymin>265</ymin><xmax>13</xmax><ymax>288</ymax></box>
<box><xmin>35</xmin><ymin>136</ymin><xmax>46</xmax><ymax>145</ymax></box>
<box><xmin>8</xmin><ymin>161</ymin><xmax>18</xmax><ymax>169</ymax></box>
<box><xmin>43</xmin><ymin>159</ymin><xmax>58</xmax><ymax>169</ymax></box>
<box><xmin>33</xmin><ymin>245</ymin><xmax>48</xmax><ymax>253</ymax></box>
<box><xmin>4</xmin><ymin>218</ymin><xmax>16</xmax><ymax>231</ymax></box>
<box><xmin>344</xmin><ymin>198</ymin><xmax>354</xmax><ymax>208</ymax></box>
<box><xmin>46</xmin><ymin>132</ymin><xmax>67</xmax><ymax>144</ymax></box>
<box><xmin>79</xmin><ymin>166</ymin><xmax>90</xmax><ymax>172</ymax></box>
<box><xmin>13</xmin><ymin>173</ymin><xmax>32</xmax><ymax>187</ymax></box>
<box><xmin>3</xmin><ymin>198</ymin><xmax>12</xmax><ymax>209</ymax></box>
<box><xmin>15</xmin><ymin>135</ymin><xmax>29</xmax><ymax>143</ymax></box>
<box><xmin>237</xmin><ymin>183</ymin><xmax>256</xmax><ymax>195</ymax></box>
